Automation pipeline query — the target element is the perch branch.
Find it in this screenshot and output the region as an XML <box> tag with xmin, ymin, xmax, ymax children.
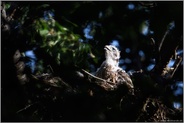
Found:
<box><xmin>158</xmin><ymin>30</ymin><xmax>169</xmax><ymax>52</ymax></box>
<box><xmin>81</xmin><ymin>69</ymin><xmax>115</xmax><ymax>85</ymax></box>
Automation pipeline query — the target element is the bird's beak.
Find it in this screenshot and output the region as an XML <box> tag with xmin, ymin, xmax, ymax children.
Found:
<box><xmin>104</xmin><ymin>45</ymin><xmax>110</xmax><ymax>51</ymax></box>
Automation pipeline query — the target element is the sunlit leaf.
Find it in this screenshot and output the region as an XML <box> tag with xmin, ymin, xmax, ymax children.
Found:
<box><xmin>48</xmin><ymin>41</ymin><xmax>55</xmax><ymax>47</ymax></box>
<box><xmin>36</xmin><ymin>4</ymin><xmax>50</xmax><ymax>9</ymax></box>
<box><xmin>5</xmin><ymin>3</ymin><xmax>11</xmax><ymax>10</ymax></box>
<box><xmin>40</xmin><ymin>29</ymin><xmax>49</xmax><ymax>36</ymax></box>
<box><xmin>55</xmin><ymin>22</ymin><xmax>68</xmax><ymax>32</ymax></box>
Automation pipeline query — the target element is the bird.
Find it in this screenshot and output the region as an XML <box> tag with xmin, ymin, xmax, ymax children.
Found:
<box><xmin>95</xmin><ymin>45</ymin><xmax>134</xmax><ymax>94</ymax></box>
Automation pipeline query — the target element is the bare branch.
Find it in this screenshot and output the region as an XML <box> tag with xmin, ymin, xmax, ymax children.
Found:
<box><xmin>170</xmin><ymin>56</ymin><xmax>182</xmax><ymax>78</ymax></box>
<box><xmin>16</xmin><ymin>102</ymin><xmax>40</xmax><ymax>114</ymax></box>
<box><xmin>81</xmin><ymin>69</ymin><xmax>115</xmax><ymax>85</ymax></box>
<box><xmin>158</xmin><ymin>30</ymin><xmax>169</xmax><ymax>52</ymax></box>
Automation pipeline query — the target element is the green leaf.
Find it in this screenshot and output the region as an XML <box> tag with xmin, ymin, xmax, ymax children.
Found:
<box><xmin>40</xmin><ymin>29</ymin><xmax>49</xmax><ymax>36</ymax></box>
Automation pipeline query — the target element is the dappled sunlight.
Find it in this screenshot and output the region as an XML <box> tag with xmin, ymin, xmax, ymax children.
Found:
<box><xmin>25</xmin><ymin>50</ymin><xmax>37</xmax><ymax>73</ymax></box>
<box><xmin>83</xmin><ymin>24</ymin><xmax>94</xmax><ymax>39</ymax></box>
<box><xmin>127</xmin><ymin>3</ymin><xmax>135</xmax><ymax>10</ymax></box>
<box><xmin>110</xmin><ymin>40</ymin><xmax>120</xmax><ymax>48</ymax></box>
<box><xmin>140</xmin><ymin>20</ymin><xmax>150</xmax><ymax>36</ymax></box>
<box><xmin>147</xmin><ymin>64</ymin><xmax>155</xmax><ymax>71</ymax></box>
<box><xmin>125</xmin><ymin>48</ymin><xmax>131</xmax><ymax>53</ymax></box>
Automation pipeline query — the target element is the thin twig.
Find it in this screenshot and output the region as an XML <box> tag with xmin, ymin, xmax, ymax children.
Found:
<box><xmin>151</xmin><ymin>38</ymin><xmax>155</xmax><ymax>46</ymax></box>
<box><xmin>81</xmin><ymin>69</ymin><xmax>114</xmax><ymax>84</ymax></box>
<box><xmin>158</xmin><ymin>30</ymin><xmax>169</xmax><ymax>52</ymax></box>
<box><xmin>48</xmin><ymin>65</ymin><xmax>54</xmax><ymax>73</ymax></box>
<box><xmin>16</xmin><ymin>102</ymin><xmax>39</xmax><ymax>113</ymax></box>
<box><xmin>170</xmin><ymin>56</ymin><xmax>182</xmax><ymax>78</ymax></box>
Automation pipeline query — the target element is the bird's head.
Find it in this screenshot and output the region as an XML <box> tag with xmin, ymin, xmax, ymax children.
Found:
<box><xmin>104</xmin><ymin>45</ymin><xmax>120</xmax><ymax>66</ymax></box>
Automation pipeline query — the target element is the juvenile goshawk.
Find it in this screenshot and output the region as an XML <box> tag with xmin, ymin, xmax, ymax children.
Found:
<box><xmin>95</xmin><ymin>45</ymin><xmax>134</xmax><ymax>94</ymax></box>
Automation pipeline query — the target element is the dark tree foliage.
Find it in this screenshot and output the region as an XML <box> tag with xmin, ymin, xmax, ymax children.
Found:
<box><xmin>1</xmin><ymin>1</ymin><xmax>183</xmax><ymax>122</ymax></box>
